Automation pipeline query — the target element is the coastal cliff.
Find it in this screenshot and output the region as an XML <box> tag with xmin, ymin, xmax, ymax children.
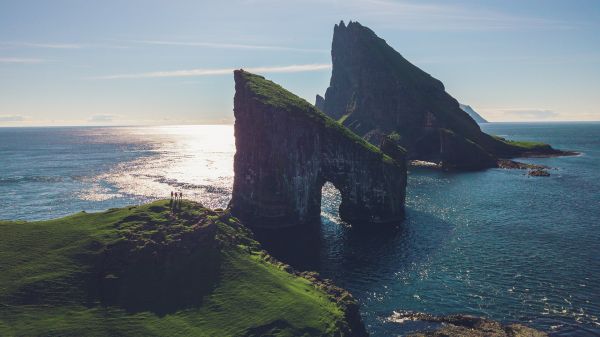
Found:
<box><xmin>459</xmin><ymin>104</ymin><xmax>488</xmax><ymax>123</ymax></box>
<box><xmin>317</xmin><ymin>21</ymin><xmax>570</xmax><ymax>170</ymax></box>
<box><xmin>0</xmin><ymin>200</ymin><xmax>368</xmax><ymax>337</ymax></box>
<box><xmin>230</xmin><ymin>70</ymin><xmax>406</xmax><ymax>228</ymax></box>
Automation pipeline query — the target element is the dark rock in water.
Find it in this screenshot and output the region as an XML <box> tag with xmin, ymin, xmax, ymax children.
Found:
<box><xmin>438</xmin><ymin>129</ymin><xmax>497</xmax><ymax>170</ymax></box>
<box><xmin>459</xmin><ymin>103</ymin><xmax>488</xmax><ymax>123</ymax></box>
<box><xmin>230</xmin><ymin>70</ymin><xmax>406</xmax><ymax>228</ymax></box>
<box><xmin>318</xmin><ymin>20</ymin><xmax>570</xmax><ymax>170</ymax></box>
<box><xmin>529</xmin><ymin>169</ymin><xmax>551</xmax><ymax>177</ymax></box>
<box><xmin>388</xmin><ymin>311</ymin><xmax>548</xmax><ymax>337</ymax></box>
<box><xmin>497</xmin><ymin>159</ymin><xmax>546</xmax><ymax>170</ymax></box>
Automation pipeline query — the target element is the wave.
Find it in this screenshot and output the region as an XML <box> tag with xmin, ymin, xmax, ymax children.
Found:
<box><xmin>0</xmin><ymin>176</ymin><xmax>65</xmax><ymax>184</ymax></box>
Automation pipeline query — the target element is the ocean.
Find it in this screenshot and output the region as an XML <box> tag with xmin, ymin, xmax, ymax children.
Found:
<box><xmin>0</xmin><ymin>123</ymin><xmax>598</xmax><ymax>336</ymax></box>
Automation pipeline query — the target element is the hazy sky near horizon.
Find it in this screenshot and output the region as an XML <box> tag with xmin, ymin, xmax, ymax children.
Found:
<box><xmin>1</xmin><ymin>0</ymin><xmax>599</xmax><ymax>126</ymax></box>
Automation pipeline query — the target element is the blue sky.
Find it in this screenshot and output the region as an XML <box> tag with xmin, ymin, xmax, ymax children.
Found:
<box><xmin>1</xmin><ymin>0</ymin><xmax>599</xmax><ymax>126</ymax></box>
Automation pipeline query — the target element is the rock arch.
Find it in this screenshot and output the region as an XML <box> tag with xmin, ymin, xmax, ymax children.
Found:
<box><xmin>229</xmin><ymin>70</ymin><xmax>406</xmax><ymax>228</ymax></box>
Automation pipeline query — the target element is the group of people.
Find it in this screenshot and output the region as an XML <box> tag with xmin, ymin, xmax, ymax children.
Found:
<box><xmin>170</xmin><ymin>191</ymin><xmax>183</xmax><ymax>200</ymax></box>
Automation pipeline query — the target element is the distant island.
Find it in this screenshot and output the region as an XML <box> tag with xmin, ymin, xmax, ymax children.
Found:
<box><xmin>459</xmin><ymin>104</ymin><xmax>489</xmax><ymax>123</ymax></box>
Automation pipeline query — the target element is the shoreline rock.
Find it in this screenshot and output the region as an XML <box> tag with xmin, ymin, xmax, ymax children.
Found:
<box><xmin>529</xmin><ymin>169</ymin><xmax>551</xmax><ymax>177</ymax></box>
<box><xmin>387</xmin><ymin>311</ymin><xmax>548</xmax><ymax>337</ymax></box>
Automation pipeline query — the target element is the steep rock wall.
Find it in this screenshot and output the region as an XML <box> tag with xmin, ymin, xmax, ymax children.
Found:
<box><xmin>318</xmin><ymin>21</ymin><xmax>567</xmax><ymax>169</ymax></box>
<box><xmin>229</xmin><ymin>70</ymin><xmax>406</xmax><ymax>228</ymax></box>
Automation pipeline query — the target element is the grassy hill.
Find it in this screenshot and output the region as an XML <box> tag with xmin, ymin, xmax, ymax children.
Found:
<box><xmin>0</xmin><ymin>200</ymin><xmax>364</xmax><ymax>336</ymax></box>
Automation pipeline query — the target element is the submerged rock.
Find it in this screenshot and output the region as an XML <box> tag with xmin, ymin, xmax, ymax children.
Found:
<box><xmin>317</xmin><ymin>20</ymin><xmax>570</xmax><ymax>170</ymax></box>
<box><xmin>230</xmin><ymin>70</ymin><xmax>406</xmax><ymax>228</ymax></box>
<box><xmin>529</xmin><ymin>169</ymin><xmax>551</xmax><ymax>177</ymax></box>
<box><xmin>497</xmin><ymin>159</ymin><xmax>548</xmax><ymax>170</ymax></box>
<box><xmin>388</xmin><ymin>311</ymin><xmax>547</xmax><ymax>337</ymax></box>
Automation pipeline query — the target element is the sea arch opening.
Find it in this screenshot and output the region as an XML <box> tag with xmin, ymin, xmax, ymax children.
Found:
<box><xmin>320</xmin><ymin>181</ymin><xmax>343</xmax><ymax>225</ymax></box>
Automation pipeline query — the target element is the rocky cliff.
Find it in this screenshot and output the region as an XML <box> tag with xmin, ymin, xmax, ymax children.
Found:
<box><xmin>459</xmin><ymin>104</ymin><xmax>488</xmax><ymax>123</ymax></box>
<box><xmin>230</xmin><ymin>70</ymin><xmax>406</xmax><ymax>228</ymax></box>
<box><xmin>317</xmin><ymin>21</ymin><xmax>569</xmax><ymax>170</ymax></box>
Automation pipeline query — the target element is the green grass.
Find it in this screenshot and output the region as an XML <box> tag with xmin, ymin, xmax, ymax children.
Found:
<box><xmin>0</xmin><ymin>200</ymin><xmax>347</xmax><ymax>336</ymax></box>
<box><xmin>492</xmin><ymin>135</ymin><xmax>551</xmax><ymax>150</ymax></box>
<box><xmin>238</xmin><ymin>70</ymin><xmax>401</xmax><ymax>166</ymax></box>
<box><xmin>338</xmin><ymin>113</ymin><xmax>351</xmax><ymax>124</ymax></box>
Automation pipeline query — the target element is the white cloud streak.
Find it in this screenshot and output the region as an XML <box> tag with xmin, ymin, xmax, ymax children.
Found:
<box><xmin>135</xmin><ymin>40</ymin><xmax>327</xmax><ymax>53</ymax></box>
<box><xmin>88</xmin><ymin>114</ymin><xmax>119</xmax><ymax>122</ymax></box>
<box><xmin>0</xmin><ymin>57</ymin><xmax>45</xmax><ymax>64</ymax></box>
<box><xmin>254</xmin><ymin>0</ymin><xmax>575</xmax><ymax>31</ymax></box>
<box><xmin>0</xmin><ymin>115</ymin><xmax>26</xmax><ymax>122</ymax></box>
<box><xmin>0</xmin><ymin>42</ymin><xmax>81</xmax><ymax>49</ymax></box>
<box><xmin>92</xmin><ymin>64</ymin><xmax>331</xmax><ymax>80</ymax></box>
<box><xmin>480</xmin><ymin>108</ymin><xmax>566</xmax><ymax>121</ymax></box>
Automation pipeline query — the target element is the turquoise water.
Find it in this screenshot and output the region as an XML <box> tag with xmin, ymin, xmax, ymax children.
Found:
<box><xmin>0</xmin><ymin>123</ymin><xmax>598</xmax><ymax>336</ymax></box>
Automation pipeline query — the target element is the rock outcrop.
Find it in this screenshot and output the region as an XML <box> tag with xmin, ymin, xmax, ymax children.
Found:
<box><xmin>317</xmin><ymin>21</ymin><xmax>570</xmax><ymax>170</ymax></box>
<box><xmin>460</xmin><ymin>104</ymin><xmax>488</xmax><ymax>123</ymax></box>
<box><xmin>230</xmin><ymin>70</ymin><xmax>406</xmax><ymax>228</ymax></box>
<box><xmin>388</xmin><ymin>311</ymin><xmax>547</xmax><ymax>337</ymax></box>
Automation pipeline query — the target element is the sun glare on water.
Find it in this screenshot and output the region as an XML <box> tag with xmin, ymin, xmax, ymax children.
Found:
<box><xmin>79</xmin><ymin>125</ymin><xmax>235</xmax><ymax>209</ymax></box>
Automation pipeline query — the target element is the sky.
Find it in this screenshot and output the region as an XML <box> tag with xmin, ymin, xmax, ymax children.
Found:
<box><xmin>1</xmin><ymin>0</ymin><xmax>599</xmax><ymax>126</ymax></box>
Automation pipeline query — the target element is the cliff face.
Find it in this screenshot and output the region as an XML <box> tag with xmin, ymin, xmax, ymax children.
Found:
<box><xmin>230</xmin><ymin>70</ymin><xmax>406</xmax><ymax>228</ymax></box>
<box><xmin>318</xmin><ymin>21</ymin><xmax>565</xmax><ymax>169</ymax></box>
<box><xmin>460</xmin><ymin>104</ymin><xmax>488</xmax><ymax>123</ymax></box>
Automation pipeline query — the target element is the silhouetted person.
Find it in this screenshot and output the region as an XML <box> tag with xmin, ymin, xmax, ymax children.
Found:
<box><xmin>170</xmin><ymin>191</ymin><xmax>174</xmax><ymax>200</ymax></box>
<box><xmin>179</xmin><ymin>192</ymin><xmax>183</xmax><ymax>200</ymax></box>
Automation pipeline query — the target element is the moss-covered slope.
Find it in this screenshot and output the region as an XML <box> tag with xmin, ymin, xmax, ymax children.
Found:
<box><xmin>0</xmin><ymin>200</ymin><xmax>366</xmax><ymax>336</ymax></box>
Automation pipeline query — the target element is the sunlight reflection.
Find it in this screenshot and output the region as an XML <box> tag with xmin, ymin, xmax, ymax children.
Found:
<box><xmin>79</xmin><ymin>125</ymin><xmax>235</xmax><ymax>209</ymax></box>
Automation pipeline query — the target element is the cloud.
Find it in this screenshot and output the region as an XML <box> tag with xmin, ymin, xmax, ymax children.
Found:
<box><xmin>498</xmin><ymin>108</ymin><xmax>560</xmax><ymax>119</ymax></box>
<box><xmin>0</xmin><ymin>42</ymin><xmax>81</xmax><ymax>49</ymax></box>
<box><xmin>88</xmin><ymin>114</ymin><xmax>118</xmax><ymax>122</ymax></box>
<box><xmin>0</xmin><ymin>42</ymin><xmax>129</xmax><ymax>50</ymax></box>
<box><xmin>0</xmin><ymin>57</ymin><xmax>45</xmax><ymax>64</ymax></box>
<box><xmin>481</xmin><ymin>108</ymin><xmax>563</xmax><ymax>121</ymax></box>
<box><xmin>265</xmin><ymin>0</ymin><xmax>575</xmax><ymax>31</ymax></box>
<box><xmin>92</xmin><ymin>63</ymin><xmax>331</xmax><ymax>80</ymax></box>
<box><xmin>0</xmin><ymin>115</ymin><xmax>26</xmax><ymax>122</ymax></box>
<box><xmin>135</xmin><ymin>40</ymin><xmax>326</xmax><ymax>53</ymax></box>
<box><xmin>361</xmin><ymin>1</ymin><xmax>572</xmax><ymax>31</ymax></box>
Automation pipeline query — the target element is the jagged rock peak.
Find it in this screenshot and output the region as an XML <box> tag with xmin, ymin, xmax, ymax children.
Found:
<box><xmin>315</xmin><ymin>94</ymin><xmax>325</xmax><ymax>111</ymax></box>
<box><xmin>318</xmin><ymin>21</ymin><xmax>567</xmax><ymax>169</ymax></box>
<box><xmin>230</xmin><ymin>70</ymin><xmax>406</xmax><ymax>228</ymax></box>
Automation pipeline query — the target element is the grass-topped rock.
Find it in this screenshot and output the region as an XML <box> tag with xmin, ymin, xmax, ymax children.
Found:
<box><xmin>230</xmin><ymin>70</ymin><xmax>406</xmax><ymax>228</ymax></box>
<box><xmin>0</xmin><ymin>200</ymin><xmax>367</xmax><ymax>336</ymax></box>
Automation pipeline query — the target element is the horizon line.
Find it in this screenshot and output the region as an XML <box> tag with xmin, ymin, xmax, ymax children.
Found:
<box><xmin>2</xmin><ymin>120</ymin><xmax>600</xmax><ymax>128</ymax></box>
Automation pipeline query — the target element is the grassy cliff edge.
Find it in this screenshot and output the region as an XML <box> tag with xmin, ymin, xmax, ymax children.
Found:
<box><xmin>0</xmin><ymin>200</ymin><xmax>366</xmax><ymax>337</ymax></box>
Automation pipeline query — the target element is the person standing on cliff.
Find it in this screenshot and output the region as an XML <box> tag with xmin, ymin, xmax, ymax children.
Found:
<box><xmin>179</xmin><ymin>192</ymin><xmax>183</xmax><ymax>200</ymax></box>
<box><xmin>170</xmin><ymin>191</ymin><xmax>174</xmax><ymax>200</ymax></box>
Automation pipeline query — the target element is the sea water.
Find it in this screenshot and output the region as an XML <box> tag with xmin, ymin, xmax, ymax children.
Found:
<box><xmin>0</xmin><ymin>123</ymin><xmax>598</xmax><ymax>336</ymax></box>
